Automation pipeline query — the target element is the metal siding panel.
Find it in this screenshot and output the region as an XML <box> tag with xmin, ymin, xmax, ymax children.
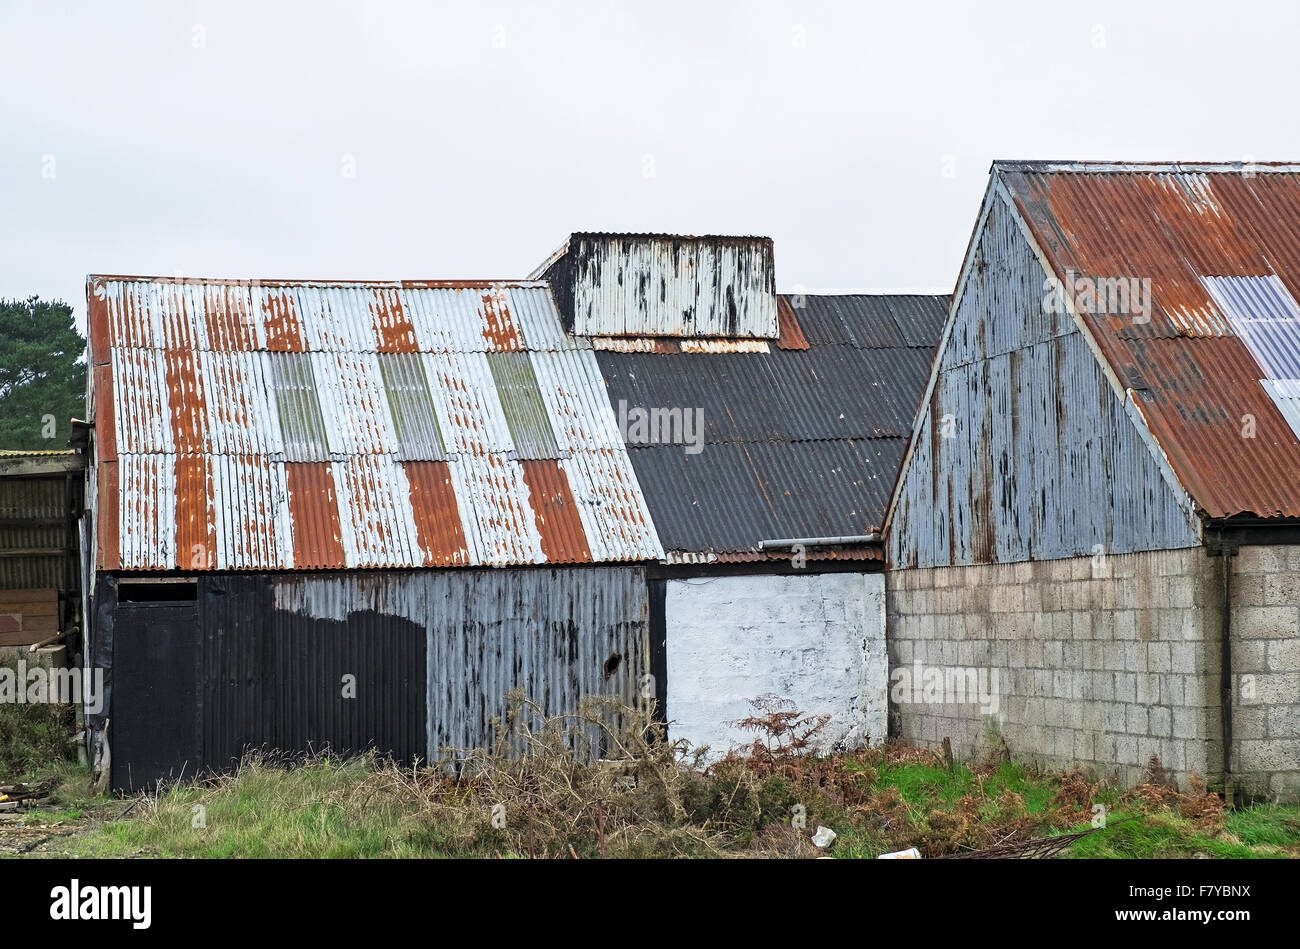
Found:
<box><xmin>202</xmin><ymin>575</ymin><xmax>427</xmax><ymax>772</ymax></box>
<box><xmin>118</xmin><ymin>454</ymin><xmax>176</xmax><ymax>569</ymax></box>
<box><xmin>569</xmin><ymin>235</ymin><xmax>778</xmax><ymax>338</ymax></box>
<box><xmin>312</xmin><ymin>351</ymin><xmax>395</xmax><ymax>456</ymax></box>
<box><xmin>424</xmin><ymin>566</ymin><xmax>650</xmax><ymax>760</ymax></box>
<box><xmin>889</xmin><ymin>195</ymin><xmax>1201</xmax><ymax>568</ymax></box>
<box><xmin>266</xmin><ymin>352</ymin><xmax>327</xmax><ymax>461</ymax></box>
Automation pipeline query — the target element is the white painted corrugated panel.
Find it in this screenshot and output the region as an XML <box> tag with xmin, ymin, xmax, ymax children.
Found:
<box><xmin>311</xmin><ymin>351</ymin><xmax>395</xmax><ymax>456</ymax></box>
<box><xmin>208</xmin><ymin>454</ymin><xmax>293</xmax><ymax>569</ymax></box>
<box><xmin>447</xmin><ymin>453</ymin><xmax>546</xmax><ymax>566</ymax></box>
<box><xmin>567</xmin><ymin>236</ymin><xmax>778</xmax><ymax>339</ymax></box>
<box><xmin>333</xmin><ymin>456</ymin><xmax>423</xmax><ymax>569</ymax></box>
<box><xmin>561</xmin><ymin>448</ymin><xmax>662</xmax><ymax>562</ymax></box>
<box><xmin>117</xmin><ymin>454</ymin><xmax>176</xmax><ymax>570</ymax></box>
<box><xmin>531</xmin><ymin>350</ymin><xmax>625</xmax><ymax>452</ymax></box>
<box><xmin>422</xmin><ymin>352</ymin><xmax>515</xmax><ymax>457</ymax></box>
<box><xmin>201</xmin><ymin>352</ymin><xmax>284</xmax><ymax>457</ymax></box>
<box><xmin>112</xmin><ymin>349</ymin><xmax>172</xmax><ymax>454</ymax></box>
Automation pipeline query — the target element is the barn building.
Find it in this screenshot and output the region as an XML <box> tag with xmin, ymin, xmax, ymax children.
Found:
<box><xmin>535</xmin><ymin>233</ymin><xmax>947</xmax><ymax>754</ymax></box>
<box><xmin>83</xmin><ymin>234</ymin><xmax>952</xmax><ymax>788</ymax></box>
<box><xmin>885</xmin><ymin>161</ymin><xmax>1300</xmax><ymax>801</ymax></box>
<box><xmin>83</xmin><ymin>276</ymin><xmax>662</xmax><ymax>791</ymax></box>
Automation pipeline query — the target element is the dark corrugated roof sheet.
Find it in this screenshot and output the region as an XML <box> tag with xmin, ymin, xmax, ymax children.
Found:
<box><xmin>1000</xmin><ymin>164</ymin><xmax>1300</xmax><ymax>519</ymax></box>
<box><xmin>596</xmin><ymin>293</ymin><xmax>948</xmax><ymax>556</ymax></box>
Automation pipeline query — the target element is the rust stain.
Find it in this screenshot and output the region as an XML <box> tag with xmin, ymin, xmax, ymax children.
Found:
<box><xmin>480</xmin><ymin>289</ymin><xmax>523</xmax><ymax>350</ymax></box>
<box><xmin>98</xmin><ymin>459</ymin><xmax>120</xmax><ymax>570</ymax></box>
<box><xmin>93</xmin><ymin>364</ymin><xmax>117</xmax><ymax>463</ymax></box>
<box><xmin>776</xmin><ymin>297</ymin><xmax>811</xmax><ymax>350</ymax></box>
<box><xmin>284</xmin><ymin>463</ymin><xmax>346</xmax><ymax>569</ymax></box>
<box><xmin>174</xmin><ymin>455</ymin><xmax>215</xmax><ymax>569</ymax></box>
<box><xmin>519</xmin><ymin>459</ymin><xmax>592</xmax><ymax>563</ymax></box>
<box><xmin>370</xmin><ymin>287</ymin><xmax>418</xmax><ymax>352</ymax></box>
<box><xmin>403</xmin><ymin>461</ymin><xmax>469</xmax><ymax>566</ymax></box>
<box><xmin>262</xmin><ymin>289</ymin><xmax>305</xmax><ymax>351</ymax></box>
<box><xmin>164</xmin><ymin>349</ymin><xmax>207</xmax><ymax>453</ymax></box>
<box><xmin>87</xmin><ymin>280</ymin><xmax>110</xmax><ymax>365</ymax></box>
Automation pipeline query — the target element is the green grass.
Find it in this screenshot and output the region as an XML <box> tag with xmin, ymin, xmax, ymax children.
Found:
<box><xmin>47</xmin><ymin>750</ymin><xmax>1298</xmax><ymax>860</ymax></box>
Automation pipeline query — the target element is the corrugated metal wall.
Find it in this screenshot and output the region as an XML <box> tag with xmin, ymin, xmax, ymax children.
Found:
<box><xmin>266</xmin><ymin>566</ymin><xmax>650</xmax><ymax>761</ymax></box>
<box><xmin>543</xmin><ymin>234</ymin><xmax>778</xmax><ymax>339</ymax></box>
<box><xmin>107</xmin><ymin>565</ymin><xmax>650</xmax><ymax>785</ymax></box>
<box><xmin>202</xmin><ymin>574</ymin><xmax>428</xmax><ymax>772</ymax></box>
<box><xmin>889</xmin><ymin>194</ymin><xmax>1201</xmax><ymax>568</ymax></box>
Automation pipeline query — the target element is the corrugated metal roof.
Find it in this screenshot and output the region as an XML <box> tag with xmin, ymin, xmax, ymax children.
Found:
<box><xmin>88</xmin><ymin>277</ymin><xmax>662</xmax><ymax>571</ymax></box>
<box><xmin>538</xmin><ymin>233</ymin><xmax>779</xmax><ymax>339</ymax></box>
<box><xmin>596</xmin><ymin>293</ymin><xmax>948</xmax><ymax>556</ymax></box>
<box><xmin>999</xmin><ymin>164</ymin><xmax>1300</xmax><ymax>519</ymax></box>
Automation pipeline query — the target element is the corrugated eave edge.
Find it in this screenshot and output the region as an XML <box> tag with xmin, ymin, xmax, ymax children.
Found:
<box><xmin>86</xmin><ymin>275</ymin><xmax>552</xmax><ymax>290</ymax></box>
<box><xmin>881</xmin><ymin>172</ymin><xmax>1205</xmax><ymax>550</ymax></box>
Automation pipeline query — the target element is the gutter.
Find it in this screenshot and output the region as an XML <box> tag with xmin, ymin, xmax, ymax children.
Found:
<box><xmin>757</xmin><ymin>533</ymin><xmax>880</xmax><ymax>550</ymax></box>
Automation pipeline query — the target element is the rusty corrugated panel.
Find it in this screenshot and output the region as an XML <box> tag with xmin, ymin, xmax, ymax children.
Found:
<box><xmin>519</xmin><ymin>459</ymin><xmax>592</xmax><ymax>563</ymax></box>
<box><xmin>1000</xmin><ymin>164</ymin><xmax>1300</xmax><ymax>519</ymax></box>
<box><xmin>89</xmin><ymin>276</ymin><xmax>661</xmax><ymax>569</ymax></box>
<box><xmin>284</xmin><ymin>463</ymin><xmax>346</xmax><ymax>569</ymax></box>
<box><xmin>776</xmin><ymin>297</ymin><xmax>810</xmax><ymax>350</ymax></box>
<box><xmin>369</xmin><ymin>286</ymin><xmax>416</xmax><ymax>352</ymax></box>
<box><xmin>257</xmin><ymin>285</ymin><xmax>306</xmax><ymax>351</ymax></box>
<box><xmin>173</xmin><ymin>454</ymin><xmax>214</xmax><ymax>569</ymax></box>
<box><xmin>97</xmin><ymin>460</ymin><xmax>119</xmax><ymax>570</ymax></box>
<box><xmin>540</xmin><ymin>233</ymin><xmax>778</xmax><ymax>338</ymax></box>
<box><xmin>402</xmin><ymin>461</ymin><xmax>469</xmax><ymax>566</ymax></box>
<box><xmin>590</xmin><ymin>336</ymin><xmax>682</xmax><ymax>353</ymax></box>
<box><xmin>164</xmin><ymin>348</ymin><xmax>206</xmax><ymax>453</ymax></box>
<box><xmin>479</xmin><ymin>288</ymin><xmax>524</xmax><ymax>351</ymax></box>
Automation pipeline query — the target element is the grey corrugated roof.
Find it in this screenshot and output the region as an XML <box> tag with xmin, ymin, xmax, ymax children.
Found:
<box><xmin>595</xmin><ymin>293</ymin><xmax>949</xmax><ymax>556</ymax></box>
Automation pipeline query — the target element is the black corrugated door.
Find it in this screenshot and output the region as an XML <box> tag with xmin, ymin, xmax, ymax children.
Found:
<box><xmin>111</xmin><ymin>602</ymin><xmax>200</xmax><ymax>792</ymax></box>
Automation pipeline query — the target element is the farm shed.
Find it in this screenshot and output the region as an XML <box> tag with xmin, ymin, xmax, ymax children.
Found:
<box><xmin>82</xmin><ymin>276</ymin><xmax>662</xmax><ymax>791</ymax></box>
<box><xmin>0</xmin><ymin>449</ymin><xmax>84</xmax><ymax>654</ymax></box>
<box><xmin>885</xmin><ymin>161</ymin><xmax>1300</xmax><ymax>801</ymax></box>
<box><xmin>537</xmin><ymin>233</ymin><xmax>948</xmax><ymax>755</ymax></box>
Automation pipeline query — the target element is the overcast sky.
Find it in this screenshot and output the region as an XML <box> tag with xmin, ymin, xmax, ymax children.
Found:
<box><xmin>4</xmin><ymin>0</ymin><xmax>1300</xmax><ymax>335</ymax></box>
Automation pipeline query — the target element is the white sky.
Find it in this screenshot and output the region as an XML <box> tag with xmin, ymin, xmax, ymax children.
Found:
<box><xmin>4</xmin><ymin>0</ymin><xmax>1299</xmax><ymax>335</ymax></box>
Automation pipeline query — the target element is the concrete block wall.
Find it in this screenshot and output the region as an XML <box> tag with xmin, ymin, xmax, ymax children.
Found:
<box><xmin>665</xmin><ymin>572</ymin><xmax>886</xmax><ymax>759</ymax></box>
<box><xmin>886</xmin><ymin>547</ymin><xmax>1227</xmax><ymax>790</ymax></box>
<box><xmin>1228</xmin><ymin>546</ymin><xmax>1300</xmax><ymax>800</ymax></box>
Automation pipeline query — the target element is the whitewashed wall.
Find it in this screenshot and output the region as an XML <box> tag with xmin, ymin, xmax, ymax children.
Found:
<box><xmin>665</xmin><ymin>572</ymin><xmax>886</xmax><ymax>757</ymax></box>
